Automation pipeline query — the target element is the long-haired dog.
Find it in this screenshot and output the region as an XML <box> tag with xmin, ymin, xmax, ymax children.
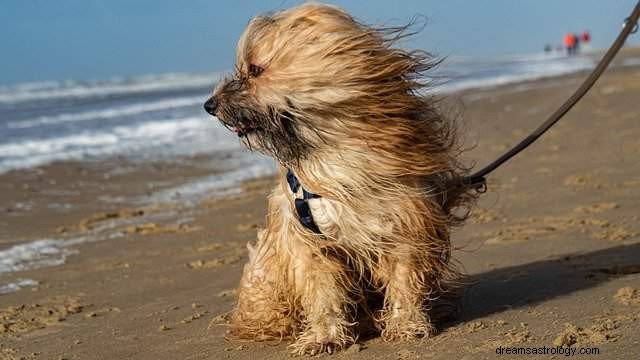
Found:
<box><xmin>204</xmin><ymin>3</ymin><xmax>474</xmax><ymax>355</ymax></box>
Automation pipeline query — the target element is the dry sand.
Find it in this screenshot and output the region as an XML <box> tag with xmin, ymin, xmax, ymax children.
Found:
<box><xmin>1</xmin><ymin>50</ymin><xmax>640</xmax><ymax>359</ymax></box>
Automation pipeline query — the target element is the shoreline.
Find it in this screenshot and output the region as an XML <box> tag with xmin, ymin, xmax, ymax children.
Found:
<box><xmin>1</xmin><ymin>52</ymin><xmax>640</xmax><ymax>359</ymax></box>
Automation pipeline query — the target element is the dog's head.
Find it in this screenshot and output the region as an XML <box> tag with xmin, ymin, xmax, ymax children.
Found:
<box><xmin>204</xmin><ymin>3</ymin><xmax>436</xmax><ymax>166</ymax></box>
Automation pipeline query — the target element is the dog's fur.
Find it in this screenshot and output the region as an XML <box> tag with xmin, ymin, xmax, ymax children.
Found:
<box><xmin>206</xmin><ymin>3</ymin><xmax>474</xmax><ymax>355</ymax></box>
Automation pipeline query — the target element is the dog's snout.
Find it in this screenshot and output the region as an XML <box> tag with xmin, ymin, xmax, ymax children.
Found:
<box><xmin>204</xmin><ymin>97</ymin><xmax>219</xmax><ymax>116</ymax></box>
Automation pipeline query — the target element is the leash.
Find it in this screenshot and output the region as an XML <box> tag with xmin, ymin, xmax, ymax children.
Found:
<box><xmin>461</xmin><ymin>1</ymin><xmax>640</xmax><ymax>191</ymax></box>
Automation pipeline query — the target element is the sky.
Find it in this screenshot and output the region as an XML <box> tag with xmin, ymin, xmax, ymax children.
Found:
<box><xmin>1</xmin><ymin>0</ymin><xmax>638</xmax><ymax>85</ymax></box>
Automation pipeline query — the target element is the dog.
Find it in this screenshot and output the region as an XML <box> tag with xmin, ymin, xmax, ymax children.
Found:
<box><xmin>204</xmin><ymin>3</ymin><xmax>474</xmax><ymax>355</ymax></box>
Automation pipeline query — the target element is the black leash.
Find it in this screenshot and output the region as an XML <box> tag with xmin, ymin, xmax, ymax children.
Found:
<box><xmin>462</xmin><ymin>1</ymin><xmax>640</xmax><ymax>191</ymax></box>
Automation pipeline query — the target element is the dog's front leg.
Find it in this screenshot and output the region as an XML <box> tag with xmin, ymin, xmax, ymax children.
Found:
<box><xmin>229</xmin><ymin>227</ymin><xmax>296</xmax><ymax>340</ymax></box>
<box><xmin>229</xmin><ymin>186</ymin><xmax>298</xmax><ymax>340</ymax></box>
<box><xmin>378</xmin><ymin>246</ymin><xmax>436</xmax><ymax>341</ymax></box>
<box><xmin>288</xmin><ymin>241</ymin><xmax>355</xmax><ymax>355</ymax></box>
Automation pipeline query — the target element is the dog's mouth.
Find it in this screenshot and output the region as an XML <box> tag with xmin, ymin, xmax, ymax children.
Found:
<box><xmin>219</xmin><ymin>116</ymin><xmax>261</xmax><ymax>137</ymax></box>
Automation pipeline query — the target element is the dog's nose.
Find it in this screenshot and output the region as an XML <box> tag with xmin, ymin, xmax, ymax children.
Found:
<box><xmin>204</xmin><ymin>97</ymin><xmax>219</xmax><ymax>115</ymax></box>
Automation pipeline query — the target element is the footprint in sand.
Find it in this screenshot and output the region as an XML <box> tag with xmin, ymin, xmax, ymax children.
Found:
<box><xmin>196</xmin><ymin>243</ymin><xmax>223</xmax><ymax>252</ymax></box>
<box><xmin>471</xmin><ymin>327</ymin><xmax>533</xmax><ymax>352</ymax></box>
<box><xmin>57</xmin><ymin>208</ymin><xmax>146</xmax><ymax>233</ymax></box>
<box><xmin>592</xmin><ymin>227</ymin><xmax>637</xmax><ymax>242</ymax></box>
<box><xmin>484</xmin><ymin>226</ymin><xmax>554</xmax><ymax>244</ymax></box>
<box><xmin>574</xmin><ymin>202</ymin><xmax>619</xmax><ymax>214</ymax></box>
<box><xmin>563</xmin><ymin>174</ymin><xmax>605</xmax><ymax>190</ymax></box>
<box><xmin>121</xmin><ymin>222</ymin><xmax>200</xmax><ymax>235</ymax></box>
<box><xmin>56</xmin><ymin>204</ymin><xmax>176</xmax><ymax>234</ymax></box>
<box><xmin>470</xmin><ymin>208</ymin><xmax>503</xmax><ymax>225</ymax></box>
<box><xmin>0</xmin><ymin>296</ymin><xmax>84</xmax><ymax>334</ymax></box>
<box><xmin>84</xmin><ymin>307</ymin><xmax>121</xmax><ymax>319</ymax></box>
<box><xmin>553</xmin><ymin>317</ymin><xmax>628</xmax><ymax>347</ymax></box>
<box><xmin>613</xmin><ymin>287</ymin><xmax>640</xmax><ymax>306</ymax></box>
<box><xmin>186</xmin><ymin>255</ymin><xmax>241</xmax><ymax>269</ymax></box>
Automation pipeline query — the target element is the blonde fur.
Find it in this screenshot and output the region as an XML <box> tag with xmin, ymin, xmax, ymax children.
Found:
<box><xmin>210</xmin><ymin>2</ymin><xmax>475</xmax><ymax>355</ymax></box>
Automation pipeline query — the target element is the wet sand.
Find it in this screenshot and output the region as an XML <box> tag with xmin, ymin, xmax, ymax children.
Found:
<box><xmin>1</xmin><ymin>49</ymin><xmax>640</xmax><ymax>359</ymax></box>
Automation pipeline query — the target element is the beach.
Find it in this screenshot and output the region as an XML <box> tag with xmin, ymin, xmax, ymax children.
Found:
<box><xmin>1</xmin><ymin>49</ymin><xmax>640</xmax><ymax>359</ymax></box>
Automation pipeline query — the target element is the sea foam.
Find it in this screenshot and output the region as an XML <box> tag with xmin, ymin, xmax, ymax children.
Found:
<box><xmin>0</xmin><ymin>279</ymin><xmax>39</xmax><ymax>295</ymax></box>
<box><xmin>0</xmin><ymin>116</ymin><xmax>239</xmax><ymax>174</ymax></box>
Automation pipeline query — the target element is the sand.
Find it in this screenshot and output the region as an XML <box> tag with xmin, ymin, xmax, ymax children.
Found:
<box><xmin>1</xmin><ymin>49</ymin><xmax>640</xmax><ymax>359</ymax></box>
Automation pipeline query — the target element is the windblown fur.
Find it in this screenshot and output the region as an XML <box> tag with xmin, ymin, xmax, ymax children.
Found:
<box><xmin>206</xmin><ymin>3</ymin><xmax>475</xmax><ymax>355</ymax></box>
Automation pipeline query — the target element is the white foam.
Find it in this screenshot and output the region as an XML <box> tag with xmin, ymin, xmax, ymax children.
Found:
<box><xmin>0</xmin><ymin>239</ymin><xmax>76</xmax><ymax>274</ymax></box>
<box><xmin>7</xmin><ymin>96</ymin><xmax>205</xmax><ymax>129</ymax></box>
<box><xmin>0</xmin><ymin>279</ymin><xmax>39</xmax><ymax>295</ymax></box>
<box><xmin>0</xmin><ymin>208</ymin><xmax>196</xmax><ymax>280</ymax></box>
<box><xmin>0</xmin><ymin>72</ymin><xmax>221</xmax><ymax>104</ymax></box>
<box><xmin>0</xmin><ymin>116</ymin><xmax>240</xmax><ymax>174</ymax></box>
<box><xmin>0</xmin><ymin>209</ymin><xmax>166</xmax><ymax>276</ymax></box>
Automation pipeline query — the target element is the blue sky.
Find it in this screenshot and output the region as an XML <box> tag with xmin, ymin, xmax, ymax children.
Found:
<box><xmin>1</xmin><ymin>0</ymin><xmax>638</xmax><ymax>85</ymax></box>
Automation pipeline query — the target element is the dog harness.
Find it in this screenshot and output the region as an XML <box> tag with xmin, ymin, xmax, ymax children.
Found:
<box><xmin>286</xmin><ymin>169</ymin><xmax>322</xmax><ymax>234</ymax></box>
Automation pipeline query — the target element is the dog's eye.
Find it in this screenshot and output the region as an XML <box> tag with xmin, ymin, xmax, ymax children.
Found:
<box><xmin>248</xmin><ymin>64</ymin><xmax>264</xmax><ymax>78</ymax></box>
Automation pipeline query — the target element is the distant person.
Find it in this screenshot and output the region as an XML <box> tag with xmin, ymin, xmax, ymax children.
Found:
<box><xmin>544</xmin><ymin>44</ymin><xmax>552</xmax><ymax>53</ymax></box>
<box><xmin>564</xmin><ymin>33</ymin><xmax>577</xmax><ymax>55</ymax></box>
<box><xmin>573</xmin><ymin>33</ymin><xmax>581</xmax><ymax>53</ymax></box>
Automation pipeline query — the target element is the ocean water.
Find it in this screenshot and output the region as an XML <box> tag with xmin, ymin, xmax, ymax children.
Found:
<box><xmin>0</xmin><ymin>52</ymin><xmax>597</xmax><ymax>180</ymax></box>
<box><xmin>434</xmin><ymin>52</ymin><xmax>596</xmax><ymax>93</ymax></box>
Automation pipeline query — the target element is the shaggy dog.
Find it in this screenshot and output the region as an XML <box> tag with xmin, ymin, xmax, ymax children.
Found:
<box><xmin>204</xmin><ymin>3</ymin><xmax>474</xmax><ymax>355</ymax></box>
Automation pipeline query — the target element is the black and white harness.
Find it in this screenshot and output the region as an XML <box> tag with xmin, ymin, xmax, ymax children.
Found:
<box><xmin>286</xmin><ymin>168</ymin><xmax>322</xmax><ymax>234</ymax></box>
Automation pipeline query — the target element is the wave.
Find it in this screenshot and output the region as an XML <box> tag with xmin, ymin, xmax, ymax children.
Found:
<box><xmin>0</xmin><ymin>233</ymin><xmax>117</xmax><ymax>277</ymax></box>
<box><xmin>0</xmin><ymin>72</ymin><xmax>221</xmax><ymax>104</ymax></box>
<box><xmin>7</xmin><ymin>96</ymin><xmax>205</xmax><ymax>129</ymax></box>
<box><xmin>0</xmin><ymin>239</ymin><xmax>75</xmax><ymax>275</ymax></box>
<box><xmin>0</xmin><ymin>116</ymin><xmax>239</xmax><ymax>174</ymax></box>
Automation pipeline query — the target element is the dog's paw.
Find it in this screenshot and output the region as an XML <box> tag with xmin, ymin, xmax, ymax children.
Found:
<box><xmin>381</xmin><ymin>319</ymin><xmax>436</xmax><ymax>341</ymax></box>
<box><xmin>289</xmin><ymin>325</ymin><xmax>354</xmax><ymax>355</ymax></box>
<box><xmin>378</xmin><ymin>311</ymin><xmax>436</xmax><ymax>342</ymax></box>
<box><xmin>289</xmin><ymin>340</ymin><xmax>342</xmax><ymax>356</ymax></box>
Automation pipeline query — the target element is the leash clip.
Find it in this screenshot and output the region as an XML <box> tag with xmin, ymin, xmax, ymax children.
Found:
<box><xmin>624</xmin><ymin>16</ymin><xmax>639</xmax><ymax>34</ymax></box>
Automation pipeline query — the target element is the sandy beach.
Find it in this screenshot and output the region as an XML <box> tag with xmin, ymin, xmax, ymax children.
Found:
<box><xmin>1</xmin><ymin>49</ymin><xmax>640</xmax><ymax>359</ymax></box>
